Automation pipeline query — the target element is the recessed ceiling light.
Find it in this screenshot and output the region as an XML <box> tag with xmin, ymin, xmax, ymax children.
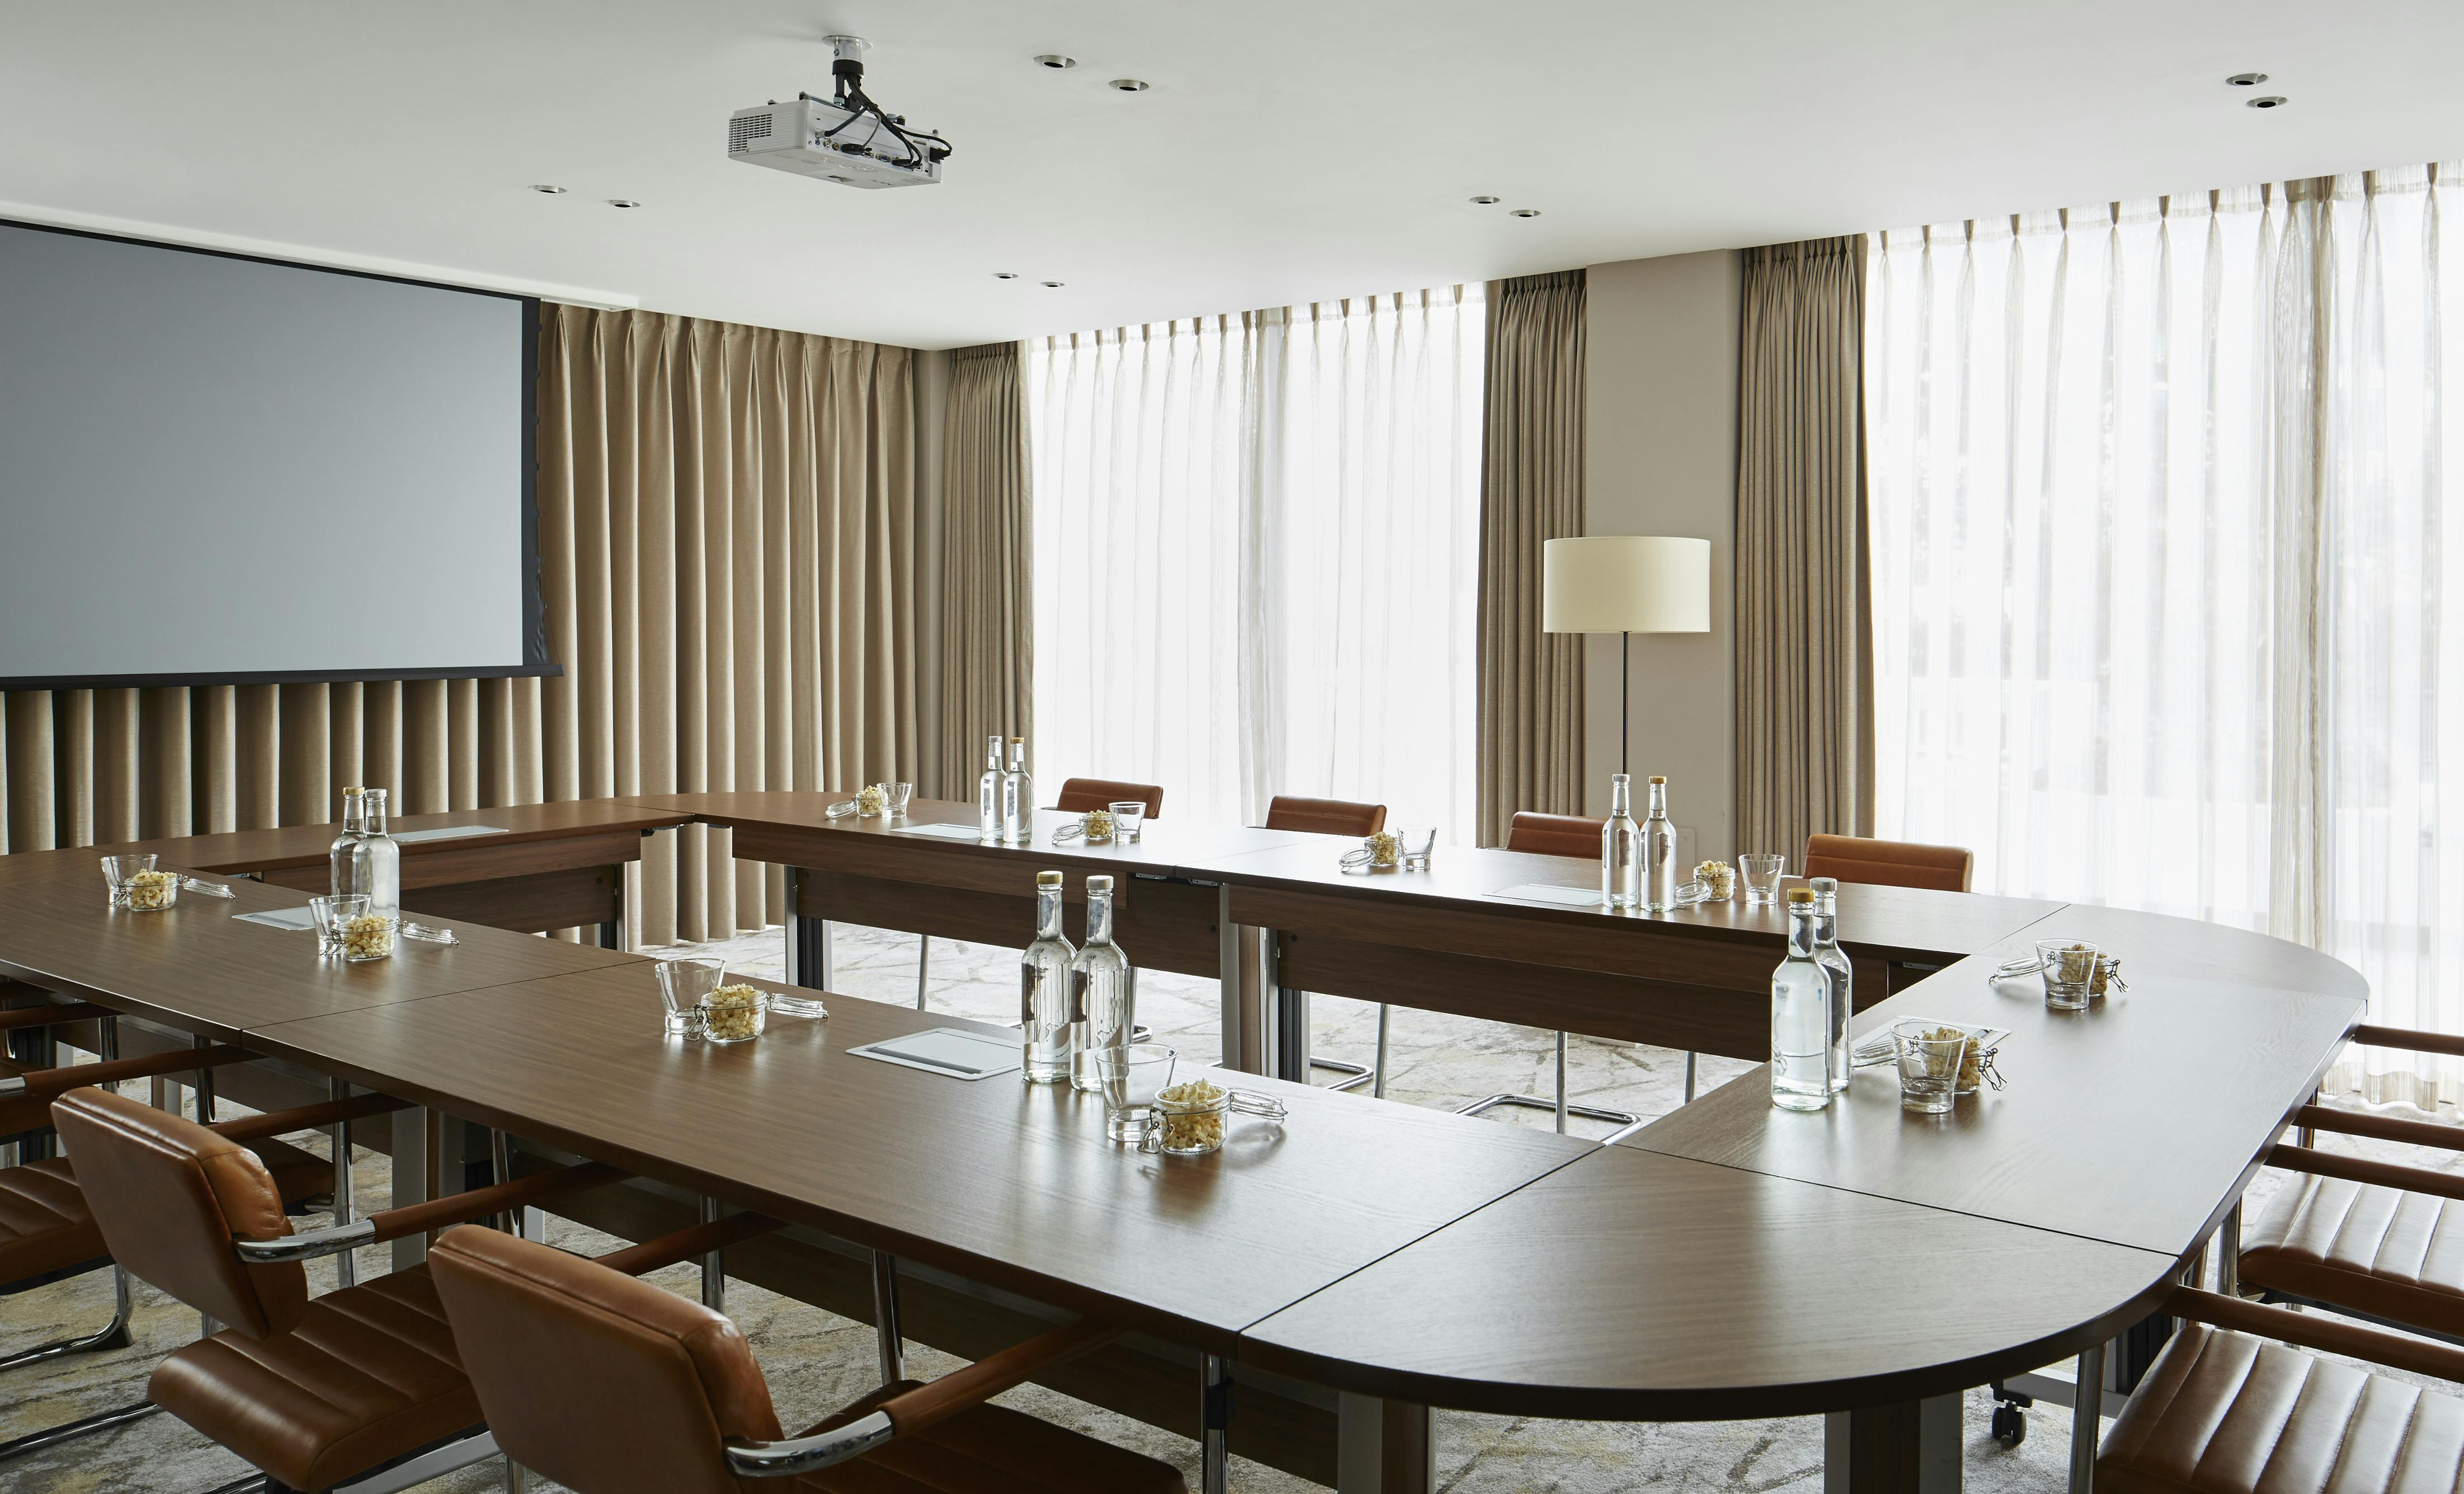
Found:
<box><xmin>1469</xmin><ymin>195</ymin><xmax>1501</xmax><ymax>205</ymax></box>
<box><xmin>2246</xmin><ymin>95</ymin><xmax>2288</xmax><ymax>109</ymax></box>
<box><xmin>1510</xmin><ymin>208</ymin><xmax>1542</xmax><ymax>218</ymax></box>
<box><xmin>1034</xmin><ymin>54</ymin><xmax>1076</xmax><ymax>69</ymax></box>
<box><xmin>1109</xmin><ymin>78</ymin><xmax>1150</xmax><ymax>92</ymax></box>
<box><xmin>2225</xmin><ymin>72</ymin><xmax>2269</xmax><ymax>86</ymax></box>
<box><xmin>1040</xmin><ymin>281</ymin><xmax>1066</xmax><ymax>289</ymax></box>
<box><xmin>995</xmin><ymin>272</ymin><xmax>1019</xmax><ymax>280</ymax></box>
<box><xmin>530</xmin><ymin>184</ymin><xmax>568</xmax><ymax>195</ymax></box>
<box><xmin>606</xmin><ymin>198</ymin><xmax>642</xmax><ymax>208</ymax></box>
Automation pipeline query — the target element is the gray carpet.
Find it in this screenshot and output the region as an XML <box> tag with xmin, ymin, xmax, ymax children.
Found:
<box><xmin>3</xmin><ymin>920</ymin><xmax>2418</xmax><ymax>1492</ymax></box>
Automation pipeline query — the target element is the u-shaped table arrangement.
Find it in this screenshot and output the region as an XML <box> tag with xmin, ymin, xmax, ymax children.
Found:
<box><xmin>0</xmin><ymin>792</ymin><xmax>2364</xmax><ymax>1493</ymax></box>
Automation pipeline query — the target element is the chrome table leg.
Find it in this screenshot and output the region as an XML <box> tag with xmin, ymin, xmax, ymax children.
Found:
<box><xmin>1200</xmin><ymin>1354</ymin><xmax>1231</xmax><ymax>1494</ymax></box>
<box><xmin>871</xmin><ymin>1252</ymin><xmax>904</xmax><ymax>1384</ymax></box>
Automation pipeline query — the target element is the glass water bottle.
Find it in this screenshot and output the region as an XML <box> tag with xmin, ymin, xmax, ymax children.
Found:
<box><xmin>347</xmin><ymin>788</ymin><xmax>403</xmax><ymax>929</ymax></box>
<box><xmin>1770</xmin><ymin>887</ymin><xmax>1832</xmax><ymax>1111</ymax></box>
<box><xmin>977</xmin><ymin>735</ymin><xmax>1003</xmax><ymax>841</ymax></box>
<box><xmin>999</xmin><ymin>737</ymin><xmax>1032</xmax><ymax>845</ymax></box>
<box><xmin>328</xmin><ymin>786</ymin><xmax>366</xmax><ymax>896</ymax></box>
<box><xmin>1020</xmin><ymin>870</ymin><xmax>1078</xmax><ymax>1083</ymax></box>
<box><xmin>1809</xmin><ymin>876</ymin><xmax>1854</xmax><ymax>1092</ymax></box>
<box><xmin>1067</xmin><ymin>875</ymin><xmax>1134</xmax><ymax>1092</ymax></box>
<box><xmin>1602</xmin><ymin>774</ymin><xmax>1643</xmax><ymax>909</ymax></box>
<box><xmin>1642</xmin><ymin>775</ymin><xmax>1679</xmax><ymax>912</ymax></box>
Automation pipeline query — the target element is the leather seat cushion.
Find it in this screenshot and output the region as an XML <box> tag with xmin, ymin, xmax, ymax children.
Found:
<box><xmin>2240</xmin><ymin>1173</ymin><xmax>2464</xmax><ymax>1337</ymax></box>
<box><xmin>791</xmin><ymin>1387</ymin><xmax>1187</xmax><ymax>1494</ymax></box>
<box><xmin>148</xmin><ymin>1263</ymin><xmax>479</xmax><ymax>1492</ymax></box>
<box><xmin>2099</xmin><ymin>1322</ymin><xmax>2464</xmax><ymax>1493</ymax></box>
<box><xmin>0</xmin><ymin>1136</ymin><xmax>330</xmax><ymax>1292</ymax></box>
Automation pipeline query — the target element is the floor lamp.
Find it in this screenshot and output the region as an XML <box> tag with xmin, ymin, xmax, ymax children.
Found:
<box><xmin>1534</xmin><ymin>534</ymin><xmax>1712</xmax><ymax>1114</ymax></box>
<box><xmin>1542</xmin><ymin>535</ymin><xmax>1711</xmax><ymax>774</ymax></box>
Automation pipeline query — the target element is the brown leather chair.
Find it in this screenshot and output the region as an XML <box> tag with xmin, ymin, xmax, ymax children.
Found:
<box><xmin>1263</xmin><ymin>797</ymin><xmax>1389</xmax><ymax>1094</ymax></box>
<box><xmin>2091</xmin><ymin>1284</ymin><xmax>2464</xmax><ymax>1493</ymax></box>
<box><xmin>1801</xmin><ymin>833</ymin><xmax>1973</xmax><ymax>892</ymax></box>
<box><xmin>49</xmin><ymin>1085</ymin><xmax>634</xmax><ymax>1493</ymax></box>
<box><xmin>429</xmin><ymin>1224</ymin><xmax>1187</xmax><ymax>1494</ymax></box>
<box><xmin>1054</xmin><ymin>778</ymin><xmax>1165</xmax><ymax>818</ymax></box>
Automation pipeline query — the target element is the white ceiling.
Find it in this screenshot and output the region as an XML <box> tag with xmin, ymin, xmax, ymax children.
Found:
<box><xmin>6</xmin><ymin>1</ymin><xmax>2460</xmax><ymax>350</ymax></box>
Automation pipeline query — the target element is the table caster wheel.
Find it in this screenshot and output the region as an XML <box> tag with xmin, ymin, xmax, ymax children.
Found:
<box><xmin>1991</xmin><ymin>1401</ymin><xmax>2026</xmax><ymax>1447</ymax></box>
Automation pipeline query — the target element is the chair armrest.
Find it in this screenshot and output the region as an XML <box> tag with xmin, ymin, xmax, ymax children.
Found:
<box><xmin>2267</xmin><ymin>1143</ymin><xmax>2464</xmax><ymax>1203</ymax></box>
<box><xmin>2168</xmin><ymin>1285</ymin><xmax>2464</xmax><ymax>1384</ymax></box>
<box><xmin>4</xmin><ymin>1045</ymin><xmax>255</xmax><ymax>1103</ymax></box>
<box><xmin>235</xmin><ymin>1161</ymin><xmax>627</xmax><ymax>1263</ymax></box>
<box><xmin>591</xmin><ymin>1213</ymin><xmax>783</xmax><ymax>1277</ymax></box>
<box><xmin>2353</xmin><ymin>1024</ymin><xmax>2464</xmax><ymax>1060</ymax></box>
<box><xmin>725</xmin><ymin>1318</ymin><xmax>1122</xmax><ymax>1476</ymax></box>
<box><xmin>0</xmin><ymin>1003</ymin><xmax>116</xmax><ymax>1034</ymax></box>
<box><xmin>2289</xmin><ymin>1103</ymin><xmax>2464</xmax><ymax>1155</ymax></box>
<box><xmin>209</xmin><ymin>1092</ymin><xmax>413</xmax><ymax>1144</ymax></box>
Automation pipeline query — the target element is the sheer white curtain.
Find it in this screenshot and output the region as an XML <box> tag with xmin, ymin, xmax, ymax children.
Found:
<box><xmin>1867</xmin><ymin>166</ymin><xmax>2464</xmax><ymax>1107</ymax></box>
<box><xmin>1027</xmin><ymin>286</ymin><xmax>1484</xmax><ymax>838</ymax></box>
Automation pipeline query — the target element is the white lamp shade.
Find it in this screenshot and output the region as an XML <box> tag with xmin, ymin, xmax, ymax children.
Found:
<box><xmin>1542</xmin><ymin>536</ymin><xmax>1711</xmax><ymax>634</ymax></box>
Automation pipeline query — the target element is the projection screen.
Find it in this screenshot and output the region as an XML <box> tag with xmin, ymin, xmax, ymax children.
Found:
<box><xmin>0</xmin><ymin>220</ymin><xmax>546</xmax><ymax>688</ymax></box>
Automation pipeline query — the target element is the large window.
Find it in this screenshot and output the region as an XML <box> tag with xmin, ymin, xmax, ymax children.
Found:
<box><xmin>1026</xmin><ymin>287</ymin><xmax>1485</xmax><ymax>840</ymax></box>
<box><xmin>1867</xmin><ymin>166</ymin><xmax>2464</xmax><ymax>1106</ymax></box>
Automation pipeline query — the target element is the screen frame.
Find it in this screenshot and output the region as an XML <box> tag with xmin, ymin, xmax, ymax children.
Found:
<box><xmin>0</xmin><ymin>215</ymin><xmax>560</xmax><ymax>692</ymax></box>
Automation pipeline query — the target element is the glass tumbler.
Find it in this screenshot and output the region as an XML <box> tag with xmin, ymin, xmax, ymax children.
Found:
<box><xmin>656</xmin><ymin>957</ymin><xmax>725</xmax><ymax>1037</ymax></box>
<box><xmin>1396</xmin><ymin>827</ymin><xmax>1436</xmax><ymax>870</ymax></box>
<box><xmin>888</xmin><ymin>782</ymin><xmax>915</xmax><ymax>818</ymax></box>
<box><xmin>1739</xmin><ymin>854</ymin><xmax>1787</xmax><ymax>905</ymax></box>
<box><xmin>1096</xmin><ymin>1044</ymin><xmax>1177</xmax><ymax>1144</ymax></box>
<box><xmin>308</xmin><ymin>894</ymin><xmax>369</xmax><ymax>957</ymax></box>
<box><xmin>1893</xmin><ymin>1020</ymin><xmax>1969</xmax><ymax>1114</ymax></box>
<box><xmin>2038</xmin><ymin>939</ymin><xmax>2101</xmax><ymax>1011</ymax></box>
<box><xmin>1109</xmin><ymin>801</ymin><xmax>1147</xmax><ymax>843</ymax></box>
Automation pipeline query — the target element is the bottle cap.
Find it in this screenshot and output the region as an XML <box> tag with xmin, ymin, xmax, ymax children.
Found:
<box><xmin>1808</xmin><ymin>876</ymin><xmax>1838</xmax><ymax>892</ymax></box>
<box><xmin>1787</xmin><ymin>887</ymin><xmax>1816</xmax><ymax>904</ymax></box>
<box><xmin>1037</xmin><ymin>871</ymin><xmax>1063</xmax><ymax>889</ymax></box>
<box><xmin>1648</xmin><ymin>775</ymin><xmax>1667</xmax><ymax>784</ymax></box>
<box><xmin>1010</xmin><ymin>736</ymin><xmax>1024</xmax><ymax>745</ymax></box>
<box><xmin>1086</xmin><ymin>874</ymin><xmax>1114</xmax><ymax>894</ymax></box>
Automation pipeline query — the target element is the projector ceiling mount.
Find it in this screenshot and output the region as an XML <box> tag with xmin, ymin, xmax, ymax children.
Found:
<box><xmin>727</xmin><ymin>36</ymin><xmax>953</xmax><ymax>190</ymax></box>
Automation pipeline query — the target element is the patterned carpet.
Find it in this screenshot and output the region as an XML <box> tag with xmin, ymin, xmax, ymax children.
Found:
<box><xmin>2</xmin><ymin>920</ymin><xmax>2409</xmax><ymax>1493</ymax></box>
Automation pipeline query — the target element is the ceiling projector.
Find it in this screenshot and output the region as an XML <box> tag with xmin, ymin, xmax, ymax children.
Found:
<box><xmin>728</xmin><ymin>36</ymin><xmax>951</xmax><ymax>190</ymax></box>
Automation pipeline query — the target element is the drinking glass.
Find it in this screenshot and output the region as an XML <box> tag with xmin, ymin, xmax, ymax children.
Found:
<box><xmin>1893</xmin><ymin>1020</ymin><xmax>1968</xmax><ymax>1114</ymax></box>
<box><xmin>888</xmin><ymin>782</ymin><xmax>915</xmax><ymax>818</ymax></box>
<box><xmin>308</xmin><ymin>894</ymin><xmax>369</xmax><ymax>957</ymax></box>
<box><xmin>1739</xmin><ymin>854</ymin><xmax>1787</xmax><ymax>906</ymax></box>
<box><xmin>1096</xmin><ymin>1044</ymin><xmax>1176</xmax><ymax>1144</ymax></box>
<box><xmin>1396</xmin><ymin>826</ymin><xmax>1436</xmax><ymax>870</ymax></box>
<box><xmin>100</xmin><ymin>853</ymin><xmax>171</xmax><ymax>910</ymax></box>
<box><xmin>2038</xmin><ymin>939</ymin><xmax>2102</xmax><ymax>1011</ymax></box>
<box><xmin>656</xmin><ymin>957</ymin><xmax>725</xmax><ymax>1037</ymax></box>
<box><xmin>1109</xmin><ymin>801</ymin><xmax>1147</xmax><ymax>843</ymax></box>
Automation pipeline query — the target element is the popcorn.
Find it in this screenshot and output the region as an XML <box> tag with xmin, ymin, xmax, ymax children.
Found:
<box><xmin>1693</xmin><ymin>861</ymin><xmax>1736</xmax><ymax>900</ymax></box>
<box><xmin>1156</xmin><ymin>1077</ymin><xmax>1229</xmax><ymax>1154</ymax></box>
<box><xmin>700</xmin><ymin>984</ymin><xmax>767</xmax><ymax>1042</ymax></box>
<box><xmin>1908</xmin><ymin>1025</ymin><xmax>1985</xmax><ymax>1092</ymax></box>
<box><xmin>123</xmin><ymin>869</ymin><xmax>178</xmax><ymax>911</ymax></box>
<box><xmin>1365</xmin><ymin>831</ymin><xmax>1401</xmax><ymax>868</ymax></box>
<box><xmin>1082</xmin><ymin>808</ymin><xmax>1115</xmax><ymax>843</ymax></box>
<box><xmin>340</xmin><ymin>914</ymin><xmax>394</xmax><ymax>961</ymax></box>
<box><xmin>856</xmin><ymin>784</ymin><xmax>887</xmax><ymax>817</ymax></box>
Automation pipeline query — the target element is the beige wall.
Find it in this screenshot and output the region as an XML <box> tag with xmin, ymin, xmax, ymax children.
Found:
<box><xmin>1580</xmin><ymin>249</ymin><xmax>1741</xmax><ymax>864</ymax></box>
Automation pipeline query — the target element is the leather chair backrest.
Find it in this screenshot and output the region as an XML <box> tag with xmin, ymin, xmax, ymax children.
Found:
<box><xmin>1506</xmin><ymin>811</ymin><xmax>1606</xmax><ymax>859</ymax></box>
<box><xmin>1056</xmin><ymin>778</ymin><xmax>1165</xmax><ymax>819</ymax></box>
<box><xmin>430</xmin><ymin>1225</ymin><xmax>783</xmax><ymax>1494</ymax></box>
<box><xmin>49</xmin><ymin>1086</ymin><xmax>307</xmax><ymax>1340</ymax></box>
<box><xmin>1264</xmin><ymin>796</ymin><xmax>1387</xmax><ymax>837</ymax></box>
<box><xmin>1802</xmin><ymin>833</ymin><xmax>1973</xmax><ymax>892</ymax></box>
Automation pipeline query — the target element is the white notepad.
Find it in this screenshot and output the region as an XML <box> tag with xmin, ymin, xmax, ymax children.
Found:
<box><xmin>846</xmin><ymin>1027</ymin><xmax>1023</xmax><ymax>1080</ymax></box>
<box><xmin>1487</xmin><ymin>882</ymin><xmax>1607</xmax><ymax>909</ymax></box>
<box><xmin>392</xmin><ymin>825</ymin><xmax>512</xmax><ymax>844</ymax></box>
<box><xmin>885</xmin><ymin>821</ymin><xmax>992</xmax><ymax>841</ymax></box>
<box><xmin>236</xmin><ymin>907</ymin><xmax>318</xmax><ymax>931</ymax></box>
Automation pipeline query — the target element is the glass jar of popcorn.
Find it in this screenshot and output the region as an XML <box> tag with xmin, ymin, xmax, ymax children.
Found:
<box><xmin>340</xmin><ymin>913</ymin><xmax>395</xmax><ymax>962</ymax></box>
<box><xmin>699</xmin><ymin>985</ymin><xmax>769</xmax><ymax>1044</ymax></box>
<box><xmin>102</xmin><ymin>855</ymin><xmax>182</xmax><ymax>912</ymax></box>
<box><xmin>1149</xmin><ymin>1077</ymin><xmax>1288</xmax><ymax>1155</ymax></box>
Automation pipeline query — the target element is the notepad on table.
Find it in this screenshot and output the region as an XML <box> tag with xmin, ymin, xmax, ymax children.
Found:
<box><xmin>236</xmin><ymin>907</ymin><xmax>319</xmax><ymax>931</ymax></box>
<box><xmin>1487</xmin><ymin>882</ymin><xmax>1606</xmax><ymax>909</ymax></box>
<box><xmin>392</xmin><ymin>825</ymin><xmax>512</xmax><ymax>844</ymax></box>
<box><xmin>885</xmin><ymin>821</ymin><xmax>991</xmax><ymax>841</ymax></box>
<box><xmin>846</xmin><ymin>1027</ymin><xmax>1023</xmax><ymax>1080</ymax></box>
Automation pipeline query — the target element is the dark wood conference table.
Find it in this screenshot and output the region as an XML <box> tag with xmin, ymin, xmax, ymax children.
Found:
<box><xmin>0</xmin><ymin>795</ymin><xmax>2369</xmax><ymax>1494</ymax></box>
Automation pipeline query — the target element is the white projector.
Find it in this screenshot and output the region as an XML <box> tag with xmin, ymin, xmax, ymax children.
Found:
<box><xmin>727</xmin><ymin>37</ymin><xmax>950</xmax><ymax>190</ymax></box>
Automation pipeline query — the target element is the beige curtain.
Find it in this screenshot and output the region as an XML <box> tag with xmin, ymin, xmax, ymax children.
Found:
<box><xmin>0</xmin><ymin>303</ymin><xmax>920</xmax><ymax>947</ymax></box>
<box><xmin>1475</xmin><ymin>270</ymin><xmax>1586</xmax><ymax>847</ymax></box>
<box><xmin>936</xmin><ymin>341</ymin><xmax>1031</xmax><ymax>797</ymax></box>
<box><xmin>1734</xmin><ymin>236</ymin><xmax>1872</xmax><ymax>865</ymax></box>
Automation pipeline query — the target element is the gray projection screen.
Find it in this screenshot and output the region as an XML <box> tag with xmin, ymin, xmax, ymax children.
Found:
<box><xmin>0</xmin><ymin>220</ymin><xmax>548</xmax><ymax>688</ymax></box>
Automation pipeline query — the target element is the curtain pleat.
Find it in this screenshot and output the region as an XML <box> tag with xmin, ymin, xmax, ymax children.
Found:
<box><xmin>937</xmin><ymin>342</ymin><xmax>1033</xmax><ymax>797</ymax></box>
<box><xmin>1</xmin><ymin>302</ymin><xmax>920</xmax><ymax>948</ymax></box>
<box><xmin>1735</xmin><ymin>236</ymin><xmax>1874</xmax><ymax>865</ymax></box>
<box><xmin>1476</xmin><ymin>270</ymin><xmax>1588</xmax><ymax>847</ymax></box>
